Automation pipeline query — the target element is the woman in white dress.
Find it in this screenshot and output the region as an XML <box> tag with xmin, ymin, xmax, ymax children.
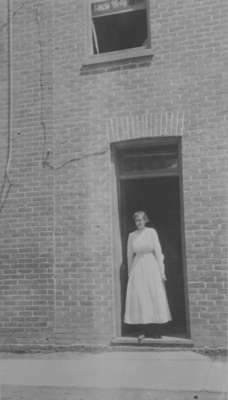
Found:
<box><xmin>124</xmin><ymin>211</ymin><xmax>172</xmax><ymax>339</ymax></box>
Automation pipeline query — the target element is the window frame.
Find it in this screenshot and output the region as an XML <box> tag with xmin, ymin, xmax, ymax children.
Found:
<box><xmin>110</xmin><ymin>137</ymin><xmax>191</xmax><ymax>340</ymax></box>
<box><xmin>84</xmin><ymin>0</ymin><xmax>152</xmax><ymax>65</ymax></box>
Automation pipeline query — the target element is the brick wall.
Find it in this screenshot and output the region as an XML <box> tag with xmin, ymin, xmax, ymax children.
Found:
<box><xmin>0</xmin><ymin>0</ymin><xmax>55</xmax><ymax>345</ymax></box>
<box><xmin>0</xmin><ymin>0</ymin><xmax>227</xmax><ymax>348</ymax></box>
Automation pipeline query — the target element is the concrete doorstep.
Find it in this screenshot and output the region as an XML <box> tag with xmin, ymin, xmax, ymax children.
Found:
<box><xmin>0</xmin><ymin>351</ymin><xmax>227</xmax><ymax>400</ymax></box>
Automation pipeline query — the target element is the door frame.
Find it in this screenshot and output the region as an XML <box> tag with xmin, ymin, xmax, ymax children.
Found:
<box><xmin>110</xmin><ymin>137</ymin><xmax>191</xmax><ymax>339</ymax></box>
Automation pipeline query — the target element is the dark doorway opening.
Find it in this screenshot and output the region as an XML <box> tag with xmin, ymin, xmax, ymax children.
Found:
<box><xmin>120</xmin><ymin>176</ymin><xmax>187</xmax><ymax>338</ymax></box>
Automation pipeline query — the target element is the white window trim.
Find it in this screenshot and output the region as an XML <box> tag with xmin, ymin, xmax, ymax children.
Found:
<box><xmin>83</xmin><ymin>0</ymin><xmax>152</xmax><ymax>65</ymax></box>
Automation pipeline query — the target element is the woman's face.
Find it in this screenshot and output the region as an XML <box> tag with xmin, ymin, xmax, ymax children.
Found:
<box><xmin>135</xmin><ymin>215</ymin><xmax>146</xmax><ymax>230</ymax></box>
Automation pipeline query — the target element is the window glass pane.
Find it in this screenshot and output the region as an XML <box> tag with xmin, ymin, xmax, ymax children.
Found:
<box><xmin>119</xmin><ymin>146</ymin><xmax>179</xmax><ymax>173</ymax></box>
<box><xmin>91</xmin><ymin>0</ymin><xmax>148</xmax><ymax>54</ymax></box>
<box><xmin>92</xmin><ymin>10</ymin><xmax>148</xmax><ymax>53</ymax></box>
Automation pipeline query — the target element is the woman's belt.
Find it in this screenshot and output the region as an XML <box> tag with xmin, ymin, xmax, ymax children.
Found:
<box><xmin>135</xmin><ymin>250</ymin><xmax>154</xmax><ymax>255</ymax></box>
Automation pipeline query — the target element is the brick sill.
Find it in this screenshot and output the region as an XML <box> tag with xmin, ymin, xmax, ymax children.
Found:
<box><xmin>82</xmin><ymin>47</ymin><xmax>153</xmax><ymax>66</ymax></box>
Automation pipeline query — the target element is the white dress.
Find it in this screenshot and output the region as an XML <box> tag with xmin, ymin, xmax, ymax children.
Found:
<box><xmin>124</xmin><ymin>227</ymin><xmax>172</xmax><ymax>324</ymax></box>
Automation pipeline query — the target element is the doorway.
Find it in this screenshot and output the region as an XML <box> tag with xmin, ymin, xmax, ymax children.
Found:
<box><xmin>121</xmin><ymin>177</ymin><xmax>187</xmax><ymax>337</ymax></box>
<box><xmin>112</xmin><ymin>138</ymin><xmax>189</xmax><ymax>339</ymax></box>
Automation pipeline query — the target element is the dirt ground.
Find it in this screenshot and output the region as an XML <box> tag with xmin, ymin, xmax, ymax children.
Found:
<box><xmin>1</xmin><ymin>386</ymin><xmax>227</xmax><ymax>400</ymax></box>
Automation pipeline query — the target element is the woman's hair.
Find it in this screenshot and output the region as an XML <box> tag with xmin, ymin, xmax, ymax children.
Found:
<box><xmin>132</xmin><ymin>211</ymin><xmax>149</xmax><ymax>223</ymax></box>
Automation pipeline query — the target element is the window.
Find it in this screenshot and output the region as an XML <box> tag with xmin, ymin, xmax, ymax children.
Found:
<box><xmin>118</xmin><ymin>145</ymin><xmax>179</xmax><ymax>176</ymax></box>
<box><xmin>89</xmin><ymin>0</ymin><xmax>150</xmax><ymax>55</ymax></box>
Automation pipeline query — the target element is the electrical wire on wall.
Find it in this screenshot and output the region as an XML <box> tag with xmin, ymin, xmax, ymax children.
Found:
<box><xmin>0</xmin><ymin>0</ymin><xmax>13</xmax><ymax>214</ymax></box>
<box><xmin>0</xmin><ymin>0</ymin><xmax>110</xmax><ymax>215</ymax></box>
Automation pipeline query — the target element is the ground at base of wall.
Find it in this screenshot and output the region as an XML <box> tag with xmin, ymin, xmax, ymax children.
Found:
<box><xmin>0</xmin><ymin>350</ymin><xmax>227</xmax><ymax>397</ymax></box>
<box><xmin>193</xmin><ymin>348</ymin><xmax>228</xmax><ymax>360</ymax></box>
<box><xmin>0</xmin><ymin>345</ymin><xmax>227</xmax><ymax>359</ymax></box>
<box><xmin>2</xmin><ymin>386</ymin><xmax>227</xmax><ymax>400</ymax></box>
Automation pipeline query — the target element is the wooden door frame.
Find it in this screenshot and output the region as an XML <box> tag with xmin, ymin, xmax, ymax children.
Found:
<box><xmin>110</xmin><ymin>137</ymin><xmax>191</xmax><ymax>339</ymax></box>
<box><xmin>177</xmin><ymin>138</ymin><xmax>191</xmax><ymax>339</ymax></box>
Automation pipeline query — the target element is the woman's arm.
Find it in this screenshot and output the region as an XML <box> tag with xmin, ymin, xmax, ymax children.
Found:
<box><xmin>153</xmin><ymin>229</ymin><xmax>167</xmax><ymax>281</ymax></box>
<box><xmin>127</xmin><ymin>233</ymin><xmax>134</xmax><ymax>275</ymax></box>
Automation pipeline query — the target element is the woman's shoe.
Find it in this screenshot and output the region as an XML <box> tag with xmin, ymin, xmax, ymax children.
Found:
<box><xmin>151</xmin><ymin>333</ymin><xmax>161</xmax><ymax>339</ymax></box>
<box><xmin>145</xmin><ymin>331</ymin><xmax>162</xmax><ymax>339</ymax></box>
<box><xmin>144</xmin><ymin>323</ymin><xmax>162</xmax><ymax>338</ymax></box>
<box><xmin>137</xmin><ymin>334</ymin><xmax>145</xmax><ymax>342</ymax></box>
<box><xmin>146</xmin><ymin>333</ymin><xmax>161</xmax><ymax>339</ymax></box>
